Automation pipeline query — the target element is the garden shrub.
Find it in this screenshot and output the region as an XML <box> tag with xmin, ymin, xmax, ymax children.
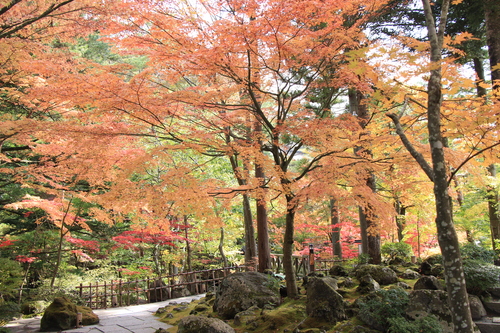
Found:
<box><xmin>388</xmin><ymin>315</ymin><xmax>443</xmax><ymax>333</ymax></box>
<box><xmin>381</xmin><ymin>242</ymin><xmax>413</xmax><ymax>263</ymax></box>
<box><xmin>357</xmin><ymin>287</ymin><xmax>409</xmax><ymax>331</ymax></box>
<box><xmin>460</xmin><ymin>243</ymin><xmax>496</xmax><ymax>264</ymax></box>
<box><xmin>0</xmin><ymin>258</ymin><xmax>23</xmax><ymax>302</ymax></box>
<box><xmin>462</xmin><ymin>259</ymin><xmax>500</xmax><ymax>295</ymax></box>
<box><xmin>0</xmin><ymin>302</ymin><xmax>21</xmax><ymax>327</ymax></box>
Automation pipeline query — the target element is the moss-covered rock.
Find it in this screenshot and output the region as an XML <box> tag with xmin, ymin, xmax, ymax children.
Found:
<box><xmin>178</xmin><ymin>315</ymin><xmax>235</xmax><ymax>333</ymax></box>
<box><xmin>40</xmin><ymin>296</ymin><xmax>98</xmax><ymax>332</ymax></box>
<box><xmin>406</xmin><ymin>290</ymin><xmax>453</xmax><ymax>333</ymax></box>
<box><xmin>354</xmin><ymin>264</ymin><xmax>398</xmax><ymax>285</ymax></box>
<box><xmin>213</xmin><ymin>272</ymin><xmax>280</xmax><ymax>319</ymax></box>
<box><xmin>306</xmin><ymin>276</ymin><xmax>345</xmax><ymax>324</ymax></box>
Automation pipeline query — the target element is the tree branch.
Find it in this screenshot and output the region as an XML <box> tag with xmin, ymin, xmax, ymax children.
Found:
<box><xmin>386</xmin><ymin>112</ymin><xmax>434</xmax><ymax>182</ymax></box>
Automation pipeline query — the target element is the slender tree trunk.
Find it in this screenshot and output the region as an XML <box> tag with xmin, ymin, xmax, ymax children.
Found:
<box><xmin>282</xmin><ymin>193</ymin><xmax>298</xmax><ymax>298</ymax></box>
<box><xmin>330</xmin><ymin>198</ymin><xmax>342</xmax><ymax>259</ymax></box>
<box><xmin>395</xmin><ymin>200</ymin><xmax>406</xmax><ymax>242</ymax></box>
<box><xmin>219</xmin><ymin>227</ymin><xmax>227</xmax><ymax>267</ymax></box>
<box><xmin>228</xmin><ymin>153</ymin><xmax>257</xmax><ymax>269</ymax></box>
<box><xmin>254</xmin><ymin>120</ymin><xmax>271</xmax><ymax>273</ymax></box>
<box><xmin>421</xmin><ymin>1</ymin><xmax>474</xmax><ymax>331</ymax></box>
<box><xmin>488</xmin><ymin>165</ymin><xmax>500</xmax><ymax>250</ymax></box>
<box><xmin>184</xmin><ymin>215</ymin><xmax>192</xmax><ymax>272</ymax></box>
<box><xmin>349</xmin><ymin>88</ymin><xmax>381</xmax><ymax>264</ymax></box>
<box><xmin>242</xmin><ymin>193</ymin><xmax>257</xmax><ymax>268</ymax></box>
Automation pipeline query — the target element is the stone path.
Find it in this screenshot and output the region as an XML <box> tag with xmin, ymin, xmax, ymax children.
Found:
<box><xmin>3</xmin><ymin>294</ymin><xmax>205</xmax><ymax>333</ymax></box>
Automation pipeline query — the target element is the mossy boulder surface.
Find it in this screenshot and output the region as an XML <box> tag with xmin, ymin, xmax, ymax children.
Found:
<box><xmin>406</xmin><ymin>290</ymin><xmax>453</xmax><ymax>333</ymax></box>
<box><xmin>354</xmin><ymin>264</ymin><xmax>398</xmax><ymax>285</ymax></box>
<box><xmin>178</xmin><ymin>315</ymin><xmax>235</xmax><ymax>333</ymax></box>
<box><xmin>40</xmin><ymin>296</ymin><xmax>99</xmax><ymax>332</ymax></box>
<box><xmin>213</xmin><ymin>272</ymin><xmax>280</xmax><ymax>319</ymax></box>
<box><xmin>306</xmin><ymin>276</ymin><xmax>345</xmax><ymax>323</ymax></box>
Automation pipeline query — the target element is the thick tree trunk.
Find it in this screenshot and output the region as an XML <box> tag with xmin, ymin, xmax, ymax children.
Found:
<box><xmin>421</xmin><ymin>1</ymin><xmax>474</xmax><ymax>331</ymax></box>
<box><xmin>329</xmin><ymin>198</ymin><xmax>342</xmax><ymax>259</ymax></box>
<box><xmin>484</xmin><ymin>0</ymin><xmax>500</xmax><ymax>251</ymax></box>
<box><xmin>242</xmin><ymin>193</ymin><xmax>257</xmax><ymax>268</ymax></box>
<box><xmin>484</xmin><ymin>0</ymin><xmax>500</xmax><ymax>88</ymax></box>
<box><xmin>282</xmin><ymin>193</ymin><xmax>298</xmax><ymax>298</ymax></box>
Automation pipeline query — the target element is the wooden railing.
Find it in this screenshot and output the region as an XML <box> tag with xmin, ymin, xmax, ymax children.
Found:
<box><xmin>76</xmin><ymin>256</ymin><xmax>343</xmax><ymax>309</ymax></box>
<box><xmin>76</xmin><ymin>266</ymin><xmax>242</xmax><ymax>309</ymax></box>
<box><xmin>270</xmin><ymin>254</ymin><xmax>343</xmax><ymax>275</ymax></box>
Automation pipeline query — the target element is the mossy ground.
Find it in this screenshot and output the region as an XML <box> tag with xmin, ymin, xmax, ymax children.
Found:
<box><xmin>156</xmin><ymin>265</ymin><xmax>423</xmax><ymax>333</ymax></box>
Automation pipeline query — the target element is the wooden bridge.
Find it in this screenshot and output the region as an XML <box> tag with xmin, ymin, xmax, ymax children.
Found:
<box><xmin>76</xmin><ymin>255</ymin><xmax>341</xmax><ymax>309</ymax></box>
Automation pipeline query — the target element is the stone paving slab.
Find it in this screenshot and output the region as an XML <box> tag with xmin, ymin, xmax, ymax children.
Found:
<box><xmin>2</xmin><ymin>294</ymin><xmax>205</xmax><ymax>333</ymax></box>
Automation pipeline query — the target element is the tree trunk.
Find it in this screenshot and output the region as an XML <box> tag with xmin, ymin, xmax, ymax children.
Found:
<box><xmin>484</xmin><ymin>0</ymin><xmax>500</xmax><ymax>89</ymax></box>
<box><xmin>421</xmin><ymin>1</ymin><xmax>474</xmax><ymax>331</ymax></box>
<box><xmin>228</xmin><ymin>153</ymin><xmax>257</xmax><ymax>269</ymax></box>
<box><xmin>184</xmin><ymin>215</ymin><xmax>192</xmax><ymax>272</ymax></box>
<box><xmin>395</xmin><ymin>200</ymin><xmax>406</xmax><ymax>242</ymax></box>
<box><xmin>329</xmin><ymin>198</ymin><xmax>342</xmax><ymax>259</ymax></box>
<box><xmin>488</xmin><ymin>165</ymin><xmax>500</xmax><ymax>250</ymax></box>
<box><xmin>255</xmin><ymin>120</ymin><xmax>272</xmax><ymax>273</ymax></box>
<box><xmin>484</xmin><ymin>0</ymin><xmax>500</xmax><ymax>251</ymax></box>
<box><xmin>349</xmin><ymin>88</ymin><xmax>381</xmax><ymax>264</ymax></box>
<box><xmin>242</xmin><ymin>193</ymin><xmax>257</xmax><ymax>268</ymax></box>
<box><xmin>219</xmin><ymin>227</ymin><xmax>227</xmax><ymax>267</ymax></box>
<box><xmin>282</xmin><ymin>193</ymin><xmax>298</xmax><ymax>298</ymax></box>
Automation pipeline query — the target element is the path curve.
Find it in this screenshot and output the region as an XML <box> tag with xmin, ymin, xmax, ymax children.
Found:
<box><xmin>3</xmin><ymin>294</ymin><xmax>205</xmax><ymax>333</ymax></box>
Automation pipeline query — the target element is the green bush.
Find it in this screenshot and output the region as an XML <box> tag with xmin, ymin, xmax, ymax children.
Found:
<box><xmin>460</xmin><ymin>243</ymin><xmax>496</xmax><ymax>264</ymax></box>
<box><xmin>0</xmin><ymin>258</ymin><xmax>23</xmax><ymax>302</ymax></box>
<box><xmin>358</xmin><ymin>288</ymin><xmax>410</xmax><ymax>331</ymax></box>
<box><xmin>381</xmin><ymin>242</ymin><xmax>413</xmax><ymax>263</ymax></box>
<box><xmin>463</xmin><ymin>259</ymin><xmax>500</xmax><ymax>295</ymax></box>
<box><xmin>0</xmin><ymin>301</ymin><xmax>21</xmax><ymax>327</ymax></box>
<box><xmin>388</xmin><ymin>315</ymin><xmax>443</xmax><ymax>333</ymax></box>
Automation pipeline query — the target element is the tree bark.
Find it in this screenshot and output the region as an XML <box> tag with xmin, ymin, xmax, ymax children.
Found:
<box><xmin>329</xmin><ymin>198</ymin><xmax>342</xmax><ymax>259</ymax></box>
<box><xmin>282</xmin><ymin>192</ymin><xmax>298</xmax><ymax>298</ymax></box>
<box><xmin>349</xmin><ymin>88</ymin><xmax>381</xmax><ymax>264</ymax></box>
<box><xmin>219</xmin><ymin>227</ymin><xmax>227</xmax><ymax>267</ymax></box>
<box><xmin>484</xmin><ymin>0</ymin><xmax>500</xmax><ymax>88</ymax></box>
<box><xmin>420</xmin><ymin>1</ymin><xmax>474</xmax><ymax>331</ymax></box>
<box><xmin>484</xmin><ymin>0</ymin><xmax>500</xmax><ymax>251</ymax></box>
<box><xmin>254</xmin><ymin>120</ymin><xmax>271</xmax><ymax>273</ymax></box>
<box><xmin>184</xmin><ymin>215</ymin><xmax>192</xmax><ymax>272</ymax></box>
<box><xmin>242</xmin><ymin>193</ymin><xmax>257</xmax><ymax>268</ymax></box>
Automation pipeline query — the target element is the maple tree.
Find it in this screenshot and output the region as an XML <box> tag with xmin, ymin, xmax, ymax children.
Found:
<box><xmin>3</xmin><ymin>1</ymin><xmax>500</xmax><ymax>323</ymax></box>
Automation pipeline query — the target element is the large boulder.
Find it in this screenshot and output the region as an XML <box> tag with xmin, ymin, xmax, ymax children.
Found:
<box><xmin>406</xmin><ymin>290</ymin><xmax>453</xmax><ymax>333</ymax></box>
<box><xmin>468</xmin><ymin>294</ymin><xmax>487</xmax><ymax>320</ymax></box>
<box><xmin>413</xmin><ymin>275</ymin><xmax>443</xmax><ymax>290</ymax></box>
<box><xmin>354</xmin><ymin>265</ymin><xmax>398</xmax><ymax>285</ymax></box>
<box><xmin>329</xmin><ymin>265</ymin><xmax>349</xmax><ymax>277</ymax></box>
<box><xmin>178</xmin><ymin>315</ymin><xmax>235</xmax><ymax>333</ymax></box>
<box><xmin>213</xmin><ymin>272</ymin><xmax>280</xmax><ymax>319</ymax></box>
<box><xmin>401</xmin><ymin>269</ymin><xmax>421</xmax><ymax>280</ymax></box>
<box><xmin>306</xmin><ymin>276</ymin><xmax>345</xmax><ymax>323</ymax></box>
<box><xmin>356</xmin><ymin>274</ymin><xmax>380</xmax><ymax>294</ymax></box>
<box><xmin>40</xmin><ymin>297</ymin><xmax>99</xmax><ymax>332</ymax></box>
